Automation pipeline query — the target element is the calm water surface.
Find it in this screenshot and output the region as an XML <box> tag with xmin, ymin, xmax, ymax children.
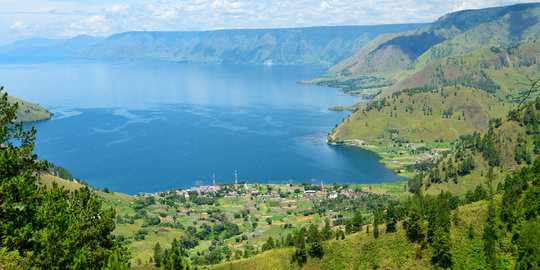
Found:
<box><xmin>1</xmin><ymin>61</ymin><xmax>403</xmax><ymax>194</ymax></box>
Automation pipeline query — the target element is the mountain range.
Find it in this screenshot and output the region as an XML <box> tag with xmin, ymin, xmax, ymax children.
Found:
<box><xmin>329</xmin><ymin>3</ymin><xmax>540</xmax><ymax>82</ymax></box>
<box><xmin>0</xmin><ymin>24</ymin><xmax>425</xmax><ymax>65</ymax></box>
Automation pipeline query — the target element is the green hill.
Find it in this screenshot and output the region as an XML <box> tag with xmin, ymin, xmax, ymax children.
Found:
<box><xmin>329</xmin><ymin>85</ymin><xmax>510</xmax><ymax>145</ymax></box>
<box><xmin>6</xmin><ymin>95</ymin><xmax>52</xmax><ymax>122</ymax></box>
<box><xmin>329</xmin><ymin>3</ymin><xmax>540</xmax><ymax>83</ymax></box>
<box><xmin>411</xmin><ymin>98</ymin><xmax>540</xmax><ymax>196</ymax></box>
<box><xmin>325</xmin><ymin>41</ymin><xmax>538</xmax><ymax>175</ymax></box>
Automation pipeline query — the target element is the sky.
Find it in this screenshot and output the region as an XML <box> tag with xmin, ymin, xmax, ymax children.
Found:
<box><xmin>0</xmin><ymin>0</ymin><xmax>534</xmax><ymax>45</ymax></box>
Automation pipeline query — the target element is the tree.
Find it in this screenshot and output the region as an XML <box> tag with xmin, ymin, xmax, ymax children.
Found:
<box><xmin>0</xmin><ymin>88</ymin><xmax>45</xmax><ymax>253</ymax></box>
<box><xmin>154</xmin><ymin>243</ymin><xmax>163</xmax><ymax>267</ymax></box>
<box><xmin>483</xmin><ymin>201</ymin><xmax>498</xmax><ymax>268</ymax></box>
<box><xmin>403</xmin><ymin>189</ymin><xmax>425</xmax><ymax>242</ymax></box>
<box><xmin>262</xmin><ymin>237</ymin><xmax>275</xmax><ymax>251</ymax></box>
<box><xmin>431</xmin><ymin>227</ymin><xmax>453</xmax><ymax>268</ymax></box>
<box><xmin>385</xmin><ymin>201</ymin><xmax>397</xmax><ymax>233</ymax></box>
<box><xmin>516</xmin><ymin>220</ymin><xmax>540</xmax><ymax>269</ymax></box>
<box><xmin>105</xmin><ymin>248</ymin><xmax>130</xmax><ymax>270</ymax></box>
<box><xmin>352</xmin><ymin>210</ymin><xmax>363</xmax><ymax>232</ymax></box>
<box><xmin>0</xmin><ymin>87</ymin><xmax>129</xmax><ymax>269</ymax></box>
<box><xmin>321</xmin><ymin>218</ymin><xmax>333</xmax><ymax>240</ymax></box>
<box><xmin>308</xmin><ymin>234</ymin><xmax>324</xmax><ymax>259</ymax></box>
<box><xmin>162</xmin><ymin>247</ymin><xmax>185</xmax><ymax>270</ymax></box>
<box><xmin>292</xmin><ymin>231</ymin><xmax>307</xmax><ymax>266</ymax></box>
<box><xmin>306</xmin><ymin>224</ymin><xmax>319</xmax><ymax>244</ymax></box>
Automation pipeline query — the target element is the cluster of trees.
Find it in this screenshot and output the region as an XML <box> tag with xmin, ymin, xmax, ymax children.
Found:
<box><xmin>402</xmin><ymin>189</ymin><xmax>454</xmax><ymax>268</ymax></box>
<box><xmin>289</xmin><ymin>223</ymin><xmax>325</xmax><ymax>266</ymax></box>
<box><xmin>0</xmin><ymin>89</ymin><xmax>129</xmax><ymax>269</ymax></box>
<box><xmin>153</xmin><ymin>239</ymin><xmax>190</xmax><ymax>269</ymax></box>
<box><xmin>48</xmin><ymin>163</ymin><xmax>74</xmax><ymax>180</ymax></box>
<box><xmin>314</xmin><ymin>76</ymin><xmax>383</xmax><ymax>94</ymax></box>
<box><xmin>496</xmin><ymin>157</ymin><xmax>540</xmax><ymax>269</ymax></box>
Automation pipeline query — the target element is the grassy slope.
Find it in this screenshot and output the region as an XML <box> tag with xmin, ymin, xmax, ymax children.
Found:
<box><xmin>206</xmin><ymin>198</ymin><xmax>493</xmax><ymax>270</ymax></box>
<box><xmin>7</xmin><ymin>95</ymin><xmax>52</xmax><ymax>122</ymax></box>
<box><xmin>332</xmin><ymin>86</ymin><xmax>510</xmax><ymax>144</ymax></box>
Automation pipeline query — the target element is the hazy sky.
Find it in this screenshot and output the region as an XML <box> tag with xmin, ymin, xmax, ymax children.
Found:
<box><xmin>0</xmin><ymin>0</ymin><xmax>533</xmax><ymax>45</ymax></box>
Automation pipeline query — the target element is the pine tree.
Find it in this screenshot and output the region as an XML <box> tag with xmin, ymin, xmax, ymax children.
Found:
<box><xmin>262</xmin><ymin>237</ymin><xmax>275</xmax><ymax>251</ymax></box>
<box><xmin>308</xmin><ymin>227</ymin><xmax>324</xmax><ymax>259</ymax></box>
<box><xmin>403</xmin><ymin>189</ymin><xmax>425</xmax><ymax>242</ymax></box>
<box><xmin>483</xmin><ymin>201</ymin><xmax>498</xmax><ymax>268</ymax></box>
<box><xmin>0</xmin><ymin>87</ymin><xmax>128</xmax><ymax>269</ymax></box>
<box><xmin>321</xmin><ymin>218</ymin><xmax>333</xmax><ymax>240</ymax></box>
<box><xmin>385</xmin><ymin>201</ymin><xmax>397</xmax><ymax>233</ymax></box>
<box><xmin>431</xmin><ymin>227</ymin><xmax>453</xmax><ymax>268</ymax></box>
<box><xmin>352</xmin><ymin>210</ymin><xmax>363</xmax><ymax>232</ymax></box>
<box><xmin>154</xmin><ymin>243</ymin><xmax>163</xmax><ymax>267</ymax></box>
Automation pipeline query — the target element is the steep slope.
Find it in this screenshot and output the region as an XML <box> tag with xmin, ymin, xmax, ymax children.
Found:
<box><xmin>330</xmin><ymin>3</ymin><xmax>540</xmax><ymax>81</ymax></box>
<box><xmin>384</xmin><ymin>40</ymin><xmax>540</xmax><ymax>99</ymax></box>
<box><xmin>78</xmin><ymin>24</ymin><xmax>426</xmax><ymax>65</ymax></box>
<box><xmin>415</xmin><ymin>98</ymin><xmax>540</xmax><ymax>196</ymax></box>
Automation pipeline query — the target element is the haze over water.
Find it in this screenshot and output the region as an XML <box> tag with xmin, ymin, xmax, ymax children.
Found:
<box><xmin>1</xmin><ymin>60</ymin><xmax>403</xmax><ymax>194</ymax></box>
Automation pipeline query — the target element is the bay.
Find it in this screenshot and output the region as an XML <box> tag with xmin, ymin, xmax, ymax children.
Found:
<box><xmin>1</xmin><ymin>60</ymin><xmax>403</xmax><ymax>194</ymax></box>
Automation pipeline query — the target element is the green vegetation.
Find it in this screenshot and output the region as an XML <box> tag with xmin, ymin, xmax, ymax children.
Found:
<box><xmin>0</xmin><ymin>89</ymin><xmax>129</xmax><ymax>269</ymax></box>
<box><xmin>385</xmin><ymin>41</ymin><xmax>540</xmax><ymax>100</ymax></box>
<box><xmin>5</xmin><ymin>93</ymin><xmax>52</xmax><ymax>122</ymax></box>
<box><xmin>206</xmin><ymin>156</ymin><xmax>540</xmax><ymax>269</ymax></box>
<box><xmin>328</xmin><ymin>40</ymin><xmax>539</xmax><ymax>177</ymax></box>
<box><xmin>301</xmin><ymin>76</ymin><xmax>384</xmax><ymax>98</ymax></box>
<box><xmin>410</xmin><ymin>98</ymin><xmax>540</xmax><ymax>196</ymax></box>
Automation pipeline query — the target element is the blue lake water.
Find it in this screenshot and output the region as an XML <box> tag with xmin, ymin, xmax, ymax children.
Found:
<box><xmin>1</xmin><ymin>61</ymin><xmax>403</xmax><ymax>194</ymax></box>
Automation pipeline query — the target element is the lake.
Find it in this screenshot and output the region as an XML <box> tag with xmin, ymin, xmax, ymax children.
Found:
<box><xmin>1</xmin><ymin>60</ymin><xmax>404</xmax><ymax>194</ymax></box>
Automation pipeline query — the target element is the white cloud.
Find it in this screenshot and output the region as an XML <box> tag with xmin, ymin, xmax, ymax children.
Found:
<box><xmin>10</xmin><ymin>21</ymin><xmax>26</xmax><ymax>30</ymax></box>
<box><xmin>453</xmin><ymin>1</ymin><xmax>480</xmax><ymax>11</ymax></box>
<box><xmin>0</xmin><ymin>0</ymin><xmax>534</xmax><ymax>44</ymax></box>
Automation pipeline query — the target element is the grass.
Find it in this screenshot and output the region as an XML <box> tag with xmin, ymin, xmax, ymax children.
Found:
<box><xmin>333</xmin><ymin>86</ymin><xmax>510</xmax><ymax>144</ymax></box>
<box><xmin>7</xmin><ymin>95</ymin><xmax>52</xmax><ymax>122</ymax></box>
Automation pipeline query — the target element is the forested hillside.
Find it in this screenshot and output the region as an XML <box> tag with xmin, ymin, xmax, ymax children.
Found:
<box><xmin>409</xmin><ymin>98</ymin><xmax>540</xmax><ymax>196</ymax></box>
<box><xmin>329</xmin><ymin>3</ymin><xmax>540</xmax><ymax>83</ymax></box>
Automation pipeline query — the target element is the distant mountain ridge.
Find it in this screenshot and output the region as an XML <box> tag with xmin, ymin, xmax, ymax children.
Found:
<box><xmin>330</xmin><ymin>3</ymin><xmax>540</xmax><ymax>80</ymax></box>
<box><xmin>0</xmin><ymin>35</ymin><xmax>104</xmax><ymax>57</ymax></box>
<box><xmin>0</xmin><ymin>24</ymin><xmax>426</xmax><ymax>65</ymax></box>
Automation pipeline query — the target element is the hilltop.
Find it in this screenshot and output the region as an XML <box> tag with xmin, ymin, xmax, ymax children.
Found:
<box><xmin>329</xmin><ymin>3</ymin><xmax>540</xmax><ymax>84</ymax></box>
